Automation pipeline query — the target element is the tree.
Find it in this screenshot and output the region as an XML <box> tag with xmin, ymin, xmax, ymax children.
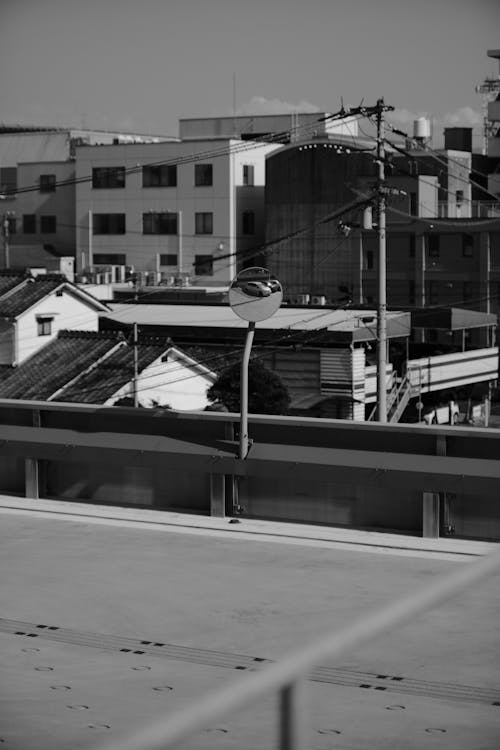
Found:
<box><xmin>207</xmin><ymin>359</ymin><xmax>290</xmax><ymax>415</ymax></box>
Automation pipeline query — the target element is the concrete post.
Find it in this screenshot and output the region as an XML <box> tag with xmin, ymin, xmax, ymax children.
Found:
<box><xmin>210</xmin><ymin>473</ymin><xmax>225</xmax><ymax>518</ymax></box>
<box><xmin>25</xmin><ymin>408</ymin><xmax>41</xmax><ymax>499</ymax></box>
<box><xmin>422</xmin><ymin>492</ymin><xmax>440</xmax><ymax>538</ymax></box>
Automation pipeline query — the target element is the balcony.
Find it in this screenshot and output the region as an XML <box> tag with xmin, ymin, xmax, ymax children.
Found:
<box><xmin>438</xmin><ymin>201</ymin><xmax>500</xmax><ymax>219</ymax></box>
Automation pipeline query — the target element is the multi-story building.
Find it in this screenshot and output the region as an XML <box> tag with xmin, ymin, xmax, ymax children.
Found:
<box><xmin>74</xmin><ymin>138</ymin><xmax>280</xmax><ymax>285</ymax></box>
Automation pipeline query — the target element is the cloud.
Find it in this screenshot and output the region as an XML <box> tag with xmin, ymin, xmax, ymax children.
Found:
<box><xmin>441</xmin><ymin>106</ymin><xmax>482</xmax><ymax>127</ymax></box>
<box><xmin>236</xmin><ymin>96</ymin><xmax>321</xmax><ymax>116</ymax></box>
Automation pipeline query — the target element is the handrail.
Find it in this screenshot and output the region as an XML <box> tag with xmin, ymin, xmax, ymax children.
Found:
<box><xmin>92</xmin><ymin>547</ymin><xmax>500</xmax><ymax>750</ymax></box>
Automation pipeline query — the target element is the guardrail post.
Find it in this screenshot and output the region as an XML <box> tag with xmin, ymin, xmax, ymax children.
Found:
<box><xmin>279</xmin><ymin>678</ymin><xmax>308</xmax><ymax>750</ymax></box>
<box><xmin>25</xmin><ymin>408</ymin><xmax>41</xmax><ymax>500</ymax></box>
<box><xmin>422</xmin><ymin>491</ymin><xmax>440</xmax><ymax>538</ymax></box>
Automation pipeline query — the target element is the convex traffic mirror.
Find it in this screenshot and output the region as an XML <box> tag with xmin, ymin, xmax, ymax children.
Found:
<box><xmin>228</xmin><ymin>267</ymin><xmax>283</xmax><ymax>322</ymax></box>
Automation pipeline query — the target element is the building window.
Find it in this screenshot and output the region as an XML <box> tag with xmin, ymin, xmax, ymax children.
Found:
<box><xmin>365</xmin><ymin>250</ymin><xmax>374</xmax><ymax>270</ymax></box>
<box><xmin>93</xmin><ymin>253</ymin><xmax>126</xmax><ymax>265</ymax></box>
<box><xmin>195</xmin><ymin>212</ymin><xmax>213</xmax><ymax>235</ymax></box>
<box><xmin>428</xmin><ymin>280</ymin><xmax>439</xmax><ymax>305</ymax></box>
<box><xmin>195</xmin><ymin>164</ymin><xmax>213</xmax><ymax>186</ymax></box>
<box><xmin>142</xmin><ymin>165</ymin><xmax>177</xmax><ymax>187</ymax></box>
<box><xmin>428</xmin><ymin>234</ymin><xmax>440</xmax><ymax>258</ymax></box>
<box><xmin>39</xmin><ymin>174</ymin><xmax>56</xmax><ymax>192</ymax></box>
<box><xmin>0</xmin><ymin>167</ymin><xmax>17</xmax><ymax>195</ymax></box>
<box><xmin>242</xmin><ymin>210</ymin><xmax>255</xmax><ymax>235</ymax></box>
<box><xmin>37</xmin><ymin>317</ymin><xmax>53</xmax><ymax>336</ymax></box>
<box><xmin>243</xmin><ymin>164</ymin><xmax>255</xmax><ymax>186</ymax></box>
<box><xmin>143</xmin><ymin>212</ymin><xmax>178</xmax><ymax>235</ymax></box>
<box><xmin>409</xmin><ymin>192</ymin><xmax>417</xmax><ymax>215</ymax></box>
<box><xmin>409</xmin><ymin>235</ymin><xmax>415</xmax><ymax>258</ymax></box>
<box><xmin>40</xmin><ymin>215</ymin><xmax>56</xmax><ymax>233</ymax></box>
<box><xmin>92</xmin><ymin>166</ymin><xmax>126</xmax><ymax>189</ymax></box>
<box><xmin>23</xmin><ymin>214</ymin><xmax>36</xmax><ymax>234</ymax></box>
<box><xmin>194</xmin><ymin>254</ymin><xmax>213</xmax><ymax>275</ymax></box>
<box><xmin>462</xmin><ymin>234</ymin><xmax>474</xmax><ymax>257</ymax></box>
<box><xmin>159</xmin><ymin>254</ymin><xmax>178</xmax><ymax>266</ymax></box>
<box><xmin>93</xmin><ymin>214</ymin><xmax>126</xmax><ymax>234</ymax></box>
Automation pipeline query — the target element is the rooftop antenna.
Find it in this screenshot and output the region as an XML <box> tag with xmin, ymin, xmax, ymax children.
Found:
<box><xmin>475</xmin><ymin>49</ymin><xmax>500</xmax><ymax>155</ymax></box>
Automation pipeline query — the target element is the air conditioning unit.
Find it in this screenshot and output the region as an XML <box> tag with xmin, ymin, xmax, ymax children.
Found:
<box><xmin>292</xmin><ymin>294</ymin><xmax>310</xmax><ymax>305</ymax></box>
<box><xmin>311</xmin><ymin>295</ymin><xmax>327</xmax><ymax>306</ymax></box>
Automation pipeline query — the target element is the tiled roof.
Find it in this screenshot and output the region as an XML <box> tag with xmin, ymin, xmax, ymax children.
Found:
<box><xmin>0</xmin><ymin>276</ymin><xmax>66</xmax><ymax>317</ymax></box>
<box><xmin>0</xmin><ymin>271</ymin><xmax>27</xmax><ymax>298</ymax></box>
<box><xmin>0</xmin><ymin>330</ymin><xmax>125</xmax><ymax>401</ymax></box>
<box><xmin>60</xmin><ymin>335</ymin><xmax>172</xmax><ymax>404</ymax></box>
<box><xmin>0</xmin><ymin>330</ymin><xmax>175</xmax><ymax>404</ymax></box>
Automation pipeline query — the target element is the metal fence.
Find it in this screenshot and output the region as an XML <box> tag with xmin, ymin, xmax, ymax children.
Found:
<box><xmin>92</xmin><ymin>546</ymin><xmax>500</xmax><ymax>750</ymax></box>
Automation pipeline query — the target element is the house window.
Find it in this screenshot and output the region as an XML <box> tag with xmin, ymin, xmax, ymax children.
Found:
<box><xmin>23</xmin><ymin>214</ymin><xmax>36</xmax><ymax>234</ymax></box>
<box><xmin>92</xmin><ymin>166</ymin><xmax>126</xmax><ymax>189</ymax></box>
<box><xmin>428</xmin><ymin>234</ymin><xmax>440</xmax><ymax>258</ymax></box>
<box><xmin>195</xmin><ymin>164</ymin><xmax>213</xmax><ymax>186</ymax></box>
<box><xmin>39</xmin><ymin>174</ymin><xmax>56</xmax><ymax>192</ymax></box>
<box><xmin>142</xmin><ymin>165</ymin><xmax>177</xmax><ymax>187</ymax></box>
<box><xmin>40</xmin><ymin>215</ymin><xmax>56</xmax><ymax>233</ymax></box>
<box><xmin>462</xmin><ymin>234</ymin><xmax>474</xmax><ymax>257</ymax></box>
<box><xmin>93</xmin><ymin>253</ymin><xmax>126</xmax><ymax>265</ymax></box>
<box><xmin>194</xmin><ymin>254</ymin><xmax>213</xmax><ymax>275</ymax></box>
<box><xmin>37</xmin><ymin>317</ymin><xmax>53</xmax><ymax>336</ymax></box>
<box><xmin>93</xmin><ymin>214</ymin><xmax>126</xmax><ymax>234</ymax></box>
<box><xmin>195</xmin><ymin>212</ymin><xmax>213</xmax><ymax>235</ymax></box>
<box><xmin>243</xmin><ymin>164</ymin><xmax>255</xmax><ymax>186</ymax></box>
<box><xmin>159</xmin><ymin>254</ymin><xmax>178</xmax><ymax>266</ymax></box>
<box><xmin>143</xmin><ymin>212</ymin><xmax>178</xmax><ymax>235</ymax></box>
<box><xmin>242</xmin><ymin>210</ymin><xmax>255</xmax><ymax>235</ymax></box>
<box><xmin>365</xmin><ymin>250</ymin><xmax>374</xmax><ymax>270</ymax></box>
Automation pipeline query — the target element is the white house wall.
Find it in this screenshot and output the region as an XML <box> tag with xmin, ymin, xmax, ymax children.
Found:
<box><xmin>15</xmin><ymin>290</ymin><xmax>100</xmax><ymax>364</ymax></box>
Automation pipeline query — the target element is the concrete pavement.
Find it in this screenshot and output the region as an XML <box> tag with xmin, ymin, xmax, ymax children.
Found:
<box><xmin>0</xmin><ymin>495</ymin><xmax>499</xmax><ymax>749</ymax></box>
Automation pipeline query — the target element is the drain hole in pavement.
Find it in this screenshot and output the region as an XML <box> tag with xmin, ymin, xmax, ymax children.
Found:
<box><xmin>88</xmin><ymin>724</ymin><xmax>111</xmax><ymax>730</ymax></box>
<box><xmin>131</xmin><ymin>666</ymin><xmax>151</xmax><ymax>671</ymax></box>
<box><xmin>22</xmin><ymin>648</ymin><xmax>40</xmax><ymax>653</ymax></box>
<box><xmin>359</xmin><ymin>684</ymin><xmax>371</xmax><ymax>689</ymax></box>
<box><xmin>36</xmin><ymin>625</ymin><xmax>48</xmax><ymax>629</ymax></box>
<box><xmin>317</xmin><ymin>729</ymin><xmax>342</xmax><ymax>735</ymax></box>
<box><xmin>205</xmin><ymin>728</ymin><xmax>228</xmax><ymax>734</ymax></box>
<box><xmin>386</xmin><ymin>705</ymin><xmax>406</xmax><ymax>710</ymax></box>
<box><xmin>48</xmin><ymin>627</ymin><xmax>59</xmax><ymax>631</ymax></box>
<box><xmin>15</xmin><ymin>631</ymin><xmax>25</xmax><ymax>635</ymax></box>
<box><xmin>67</xmin><ymin>705</ymin><xmax>89</xmax><ymax>710</ymax></box>
<box><xmin>51</xmin><ymin>685</ymin><xmax>71</xmax><ymax>691</ymax></box>
<box><xmin>391</xmin><ymin>676</ymin><xmax>403</xmax><ymax>681</ymax></box>
<box><xmin>375</xmin><ymin>686</ymin><xmax>387</xmax><ymax>691</ymax></box>
<box><xmin>152</xmin><ymin>686</ymin><xmax>173</xmax><ymax>692</ymax></box>
<box><xmin>35</xmin><ymin>667</ymin><xmax>54</xmax><ymax>671</ymax></box>
<box><xmin>253</xmin><ymin>657</ymin><xmax>266</xmax><ymax>662</ymax></box>
<box><xmin>376</xmin><ymin>674</ymin><xmax>387</xmax><ymax>679</ymax></box>
<box><xmin>141</xmin><ymin>641</ymin><xmax>152</xmax><ymax>645</ymax></box>
<box><xmin>27</xmin><ymin>634</ymin><xmax>38</xmax><ymax>638</ymax></box>
<box><xmin>120</xmin><ymin>649</ymin><xmax>131</xmax><ymax>653</ymax></box>
<box><xmin>134</xmin><ymin>650</ymin><xmax>145</xmax><ymax>654</ymax></box>
<box><xmin>154</xmin><ymin>643</ymin><xmax>164</xmax><ymax>647</ymax></box>
<box><xmin>235</xmin><ymin>666</ymin><xmax>247</xmax><ymax>670</ymax></box>
<box><xmin>425</xmin><ymin>728</ymin><xmax>446</xmax><ymax>734</ymax></box>
<box><xmin>492</xmin><ymin>702</ymin><xmax>500</xmax><ymax>706</ymax></box>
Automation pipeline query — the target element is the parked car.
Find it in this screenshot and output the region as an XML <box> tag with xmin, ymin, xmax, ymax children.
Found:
<box><xmin>238</xmin><ymin>281</ymin><xmax>272</xmax><ymax>298</ymax></box>
<box><xmin>422</xmin><ymin>400</ymin><xmax>460</xmax><ymax>425</ymax></box>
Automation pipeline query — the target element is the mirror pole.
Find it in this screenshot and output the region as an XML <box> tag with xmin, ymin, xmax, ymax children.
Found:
<box><xmin>240</xmin><ymin>321</ymin><xmax>256</xmax><ymax>459</ymax></box>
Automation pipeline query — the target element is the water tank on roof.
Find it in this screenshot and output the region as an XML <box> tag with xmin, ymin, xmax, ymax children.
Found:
<box><xmin>413</xmin><ymin>118</ymin><xmax>431</xmax><ymax>142</ymax></box>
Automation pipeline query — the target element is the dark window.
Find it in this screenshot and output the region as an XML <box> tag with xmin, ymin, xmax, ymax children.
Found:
<box><xmin>195</xmin><ymin>212</ymin><xmax>213</xmax><ymax>235</ymax></box>
<box><xmin>242</xmin><ymin>210</ymin><xmax>255</xmax><ymax>235</ymax></box>
<box><xmin>37</xmin><ymin>317</ymin><xmax>53</xmax><ymax>336</ymax></box>
<box><xmin>0</xmin><ymin>167</ymin><xmax>17</xmax><ymax>195</ymax></box>
<box><xmin>93</xmin><ymin>214</ymin><xmax>126</xmax><ymax>234</ymax></box>
<box><xmin>93</xmin><ymin>253</ymin><xmax>126</xmax><ymax>265</ymax></box>
<box><xmin>142</xmin><ymin>212</ymin><xmax>178</xmax><ymax>235</ymax></box>
<box><xmin>40</xmin><ymin>215</ymin><xmax>56</xmax><ymax>233</ymax></box>
<box><xmin>159</xmin><ymin>254</ymin><xmax>178</xmax><ymax>266</ymax></box>
<box><xmin>409</xmin><ymin>235</ymin><xmax>415</xmax><ymax>258</ymax></box>
<box><xmin>23</xmin><ymin>214</ymin><xmax>36</xmax><ymax>234</ymax></box>
<box><xmin>243</xmin><ymin>164</ymin><xmax>255</xmax><ymax>186</ymax></box>
<box><xmin>462</xmin><ymin>234</ymin><xmax>474</xmax><ymax>257</ymax></box>
<box><xmin>409</xmin><ymin>192</ymin><xmax>417</xmax><ymax>215</ymax></box>
<box><xmin>428</xmin><ymin>280</ymin><xmax>439</xmax><ymax>305</ymax></box>
<box><xmin>39</xmin><ymin>174</ymin><xmax>56</xmax><ymax>192</ymax></box>
<box><xmin>365</xmin><ymin>250</ymin><xmax>374</xmax><ymax>270</ymax></box>
<box><xmin>194</xmin><ymin>254</ymin><xmax>213</xmax><ymax>276</ymax></box>
<box><xmin>142</xmin><ymin>165</ymin><xmax>177</xmax><ymax>187</ymax></box>
<box><xmin>92</xmin><ymin>166</ymin><xmax>126</xmax><ymax>189</ymax></box>
<box><xmin>195</xmin><ymin>164</ymin><xmax>213</xmax><ymax>186</ymax></box>
<box><xmin>428</xmin><ymin>235</ymin><xmax>440</xmax><ymax>258</ymax></box>
<box><xmin>456</xmin><ymin>189</ymin><xmax>464</xmax><ymax>207</ymax></box>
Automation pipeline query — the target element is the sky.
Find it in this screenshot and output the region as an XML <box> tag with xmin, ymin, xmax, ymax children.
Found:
<box><xmin>1</xmin><ymin>0</ymin><xmax>499</xmax><ymax>147</ymax></box>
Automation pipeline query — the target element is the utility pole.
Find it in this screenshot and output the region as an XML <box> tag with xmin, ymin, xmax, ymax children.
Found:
<box><xmin>133</xmin><ymin>278</ymin><xmax>139</xmax><ymax>407</ymax></box>
<box><xmin>375</xmin><ymin>98</ymin><xmax>388</xmax><ymax>423</ymax></box>
<box><xmin>2</xmin><ymin>211</ymin><xmax>15</xmax><ymax>269</ymax></box>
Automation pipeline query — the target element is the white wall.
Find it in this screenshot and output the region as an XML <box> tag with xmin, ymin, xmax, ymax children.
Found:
<box><xmin>15</xmin><ymin>288</ymin><xmax>100</xmax><ymax>364</ymax></box>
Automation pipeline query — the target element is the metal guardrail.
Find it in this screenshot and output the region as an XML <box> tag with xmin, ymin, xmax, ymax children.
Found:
<box><xmin>92</xmin><ymin>547</ymin><xmax>500</xmax><ymax>750</ymax></box>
